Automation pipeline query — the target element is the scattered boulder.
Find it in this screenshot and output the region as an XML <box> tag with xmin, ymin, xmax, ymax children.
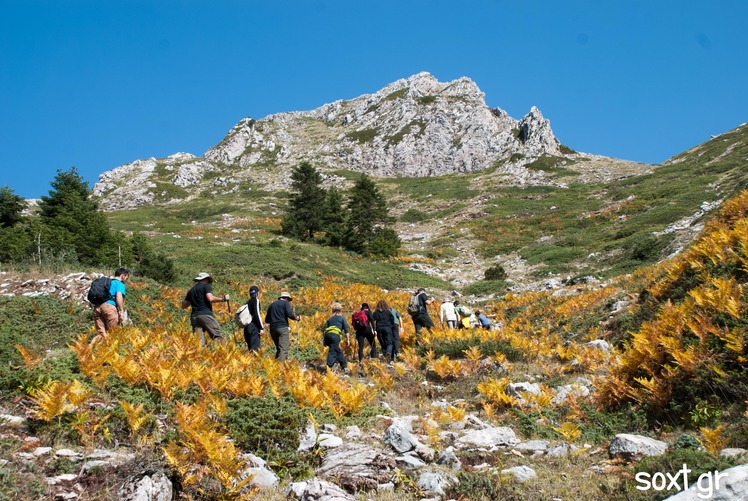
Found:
<box><xmin>0</xmin><ymin>413</ymin><xmax>25</xmax><ymax>428</ymax></box>
<box><xmin>286</xmin><ymin>477</ymin><xmax>355</xmax><ymax>500</ymax></box>
<box><xmin>455</xmin><ymin>426</ymin><xmax>519</xmax><ymax>449</ymax></box>
<box><xmin>395</xmin><ymin>453</ymin><xmax>426</xmax><ymax>470</ymax></box>
<box><xmin>546</xmin><ymin>443</ymin><xmax>579</xmax><ymax>458</ymax></box>
<box><xmin>514</xmin><ymin>440</ymin><xmax>550</xmax><ymax>453</ymax></box>
<box><xmin>118</xmin><ymin>472</ymin><xmax>173</xmax><ymax>501</ymax></box>
<box><xmin>609</xmin><ymin>434</ymin><xmax>668</xmax><ymax>460</ymax></box>
<box><xmin>238</xmin><ymin>454</ymin><xmax>280</xmax><ymax>489</ymax></box>
<box><xmin>436</xmin><ymin>446</ymin><xmax>462</xmax><ymax>470</ymax></box>
<box><xmin>552</xmin><ymin>384</ymin><xmax>590</xmax><ymax>405</ymax></box>
<box><xmin>720</xmin><ymin>448</ymin><xmax>747</xmax><ymax>459</ymax></box>
<box><xmin>383</xmin><ymin>421</ymin><xmax>421</xmax><ymax>453</ymax></box>
<box><xmin>417</xmin><ymin>471</ymin><xmax>458</xmax><ymax>498</ymax></box>
<box><xmin>299</xmin><ymin>420</ymin><xmax>343</xmax><ymax>452</ymax></box>
<box><xmin>316</xmin><ymin>443</ymin><xmax>396</xmax><ymax>492</ymax></box>
<box><xmin>584</xmin><ymin>340</ymin><xmax>610</xmax><ymax>352</ymax></box>
<box><xmin>506</xmin><ymin>382</ymin><xmax>542</xmax><ymax>400</ymax></box>
<box><xmin>501</xmin><ymin>465</ymin><xmax>537</xmax><ymax>482</ymax></box>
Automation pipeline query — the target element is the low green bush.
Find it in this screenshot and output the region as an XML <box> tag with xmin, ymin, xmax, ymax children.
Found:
<box><xmin>225</xmin><ymin>395</ymin><xmax>311</xmax><ymax>480</ymax></box>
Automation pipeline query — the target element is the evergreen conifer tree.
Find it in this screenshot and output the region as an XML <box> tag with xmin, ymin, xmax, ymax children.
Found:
<box><xmin>321</xmin><ymin>186</ymin><xmax>346</xmax><ymax>246</ymax></box>
<box><xmin>38</xmin><ymin>168</ymin><xmax>114</xmax><ymax>265</ymax></box>
<box><xmin>343</xmin><ymin>174</ymin><xmax>399</xmax><ymax>256</ymax></box>
<box><xmin>281</xmin><ymin>162</ymin><xmax>327</xmax><ymax>240</ymax></box>
<box><xmin>0</xmin><ymin>186</ymin><xmax>25</xmax><ymax>228</ymax></box>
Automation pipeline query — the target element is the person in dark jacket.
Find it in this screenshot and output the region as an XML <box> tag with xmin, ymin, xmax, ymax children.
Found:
<box><xmin>264</xmin><ymin>291</ymin><xmax>300</xmax><ymax>361</ymax></box>
<box><xmin>372</xmin><ymin>299</ymin><xmax>395</xmax><ymax>362</ymax></box>
<box><xmin>352</xmin><ymin>303</ymin><xmax>377</xmax><ymax>362</ymax></box>
<box><xmin>243</xmin><ymin>285</ymin><xmax>264</xmax><ymax>352</ymax></box>
<box><xmin>411</xmin><ymin>288</ymin><xmax>434</xmax><ymax>345</ymax></box>
<box><xmin>181</xmin><ymin>272</ymin><xmax>229</xmax><ymax>347</ymax></box>
<box><xmin>322</xmin><ymin>302</ymin><xmax>350</xmax><ymax>372</ymax></box>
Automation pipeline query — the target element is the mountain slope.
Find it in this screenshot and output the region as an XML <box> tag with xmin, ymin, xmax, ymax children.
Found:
<box><xmin>92</xmin><ymin>72</ymin><xmax>649</xmax><ymax>210</ymax></box>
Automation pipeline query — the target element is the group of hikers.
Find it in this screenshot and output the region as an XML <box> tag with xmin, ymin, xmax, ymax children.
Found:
<box><xmin>89</xmin><ymin>270</ymin><xmax>492</xmax><ymax>373</ymax></box>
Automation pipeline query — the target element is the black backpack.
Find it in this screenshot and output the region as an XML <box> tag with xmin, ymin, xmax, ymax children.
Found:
<box><xmin>87</xmin><ymin>277</ymin><xmax>113</xmax><ymax>306</ymax></box>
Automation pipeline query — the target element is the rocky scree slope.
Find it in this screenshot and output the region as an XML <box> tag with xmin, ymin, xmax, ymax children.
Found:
<box><xmin>92</xmin><ymin>72</ymin><xmax>646</xmax><ymax>211</ymax></box>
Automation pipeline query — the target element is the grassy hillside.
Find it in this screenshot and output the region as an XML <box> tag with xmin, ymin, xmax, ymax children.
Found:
<box><xmin>103</xmin><ymin>124</ymin><xmax>748</xmax><ymax>295</ymax></box>
<box><xmin>4</xmin><ymin>184</ymin><xmax>748</xmax><ymax>498</ymax></box>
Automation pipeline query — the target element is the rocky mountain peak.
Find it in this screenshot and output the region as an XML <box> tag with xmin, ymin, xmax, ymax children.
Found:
<box><xmin>93</xmin><ymin>73</ymin><xmax>578</xmax><ymax>209</ymax></box>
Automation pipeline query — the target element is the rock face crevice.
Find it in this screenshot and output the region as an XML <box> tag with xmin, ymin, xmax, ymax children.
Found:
<box><xmin>93</xmin><ymin>72</ymin><xmax>568</xmax><ymax>210</ymax></box>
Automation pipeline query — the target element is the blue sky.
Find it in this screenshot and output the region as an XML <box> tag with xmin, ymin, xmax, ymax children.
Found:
<box><xmin>2</xmin><ymin>1</ymin><xmax>746</xmax><ymax>199</ymax></box>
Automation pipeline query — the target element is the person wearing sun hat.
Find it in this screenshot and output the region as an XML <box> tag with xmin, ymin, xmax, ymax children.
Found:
<box><xmin>181</xmin><ymin>272</ymin><xmax>229</xmax><ymax>347</ymax></box>
<box><xmin>264</xmin><ymin>291</ymin><xmax>300</xmax><ymax>361</ymax></box>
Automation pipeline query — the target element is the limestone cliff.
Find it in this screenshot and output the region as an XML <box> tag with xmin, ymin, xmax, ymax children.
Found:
<box><xmin>93</xmin><ymin>72</ymin><xmax>631</xmax><ymax>210</ymax></box>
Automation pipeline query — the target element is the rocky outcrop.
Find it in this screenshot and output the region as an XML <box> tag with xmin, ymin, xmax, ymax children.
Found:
<box><xmin>92</xmin><ymin>72</ymin><xmax>574</xmax><ymax>210</ymax></box>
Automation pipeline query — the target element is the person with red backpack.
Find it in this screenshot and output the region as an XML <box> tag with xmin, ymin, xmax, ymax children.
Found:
<box><xmin>352</xmin><ymin>303</ymin><xmax>377</xmax><ymax>362</ymax></box>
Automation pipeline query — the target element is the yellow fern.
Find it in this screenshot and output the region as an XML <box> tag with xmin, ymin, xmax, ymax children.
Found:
<box><xmin>699</xmin><ymin>425</ymin><xmax>728</xmax><ymax>456</ymax></box>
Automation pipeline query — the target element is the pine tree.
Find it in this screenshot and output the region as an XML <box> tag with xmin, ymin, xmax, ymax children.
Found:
<box><xmin>38</xmin><ymin>168</ymin><xmax>114</xmax><ymax>265</ymax></box>
<box><xmin>0</xmin><ymin>186</ymin><xmax>25</xmax><ymax>228</ymax></box>
<box><xmin>281</xmin><ymin>162</ymin><xmax>327</xmax><ymax>240</ymax></box>
<box><xmin>343</xmin><ymin>174</ymin><xmax>399</xmax><ymax>256</ymax></box>
<box><xmin>321</xmin><ymin>187</ymin><xmax>346</xmax><ymax>246</ymax></box>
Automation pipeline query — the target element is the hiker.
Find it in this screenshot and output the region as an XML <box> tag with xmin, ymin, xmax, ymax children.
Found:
<box><xmin>322</xmin><ymin>302</ymin><xmax>350</xmax><ymax>372</ymax></box>
<box><xmin>439</xmin><ymin>297</ymin><xmax>458</xmax><ymax>329</ymax></box>
<box><xmin>265</xmin><ymin>291</ymin><xmax>300</xmax><ymax>362</ymax></box>
<box><xmin>91</xmin><ymin>268</ymin><xmax>130</xmax><ymax>345</ymax></box>
<box><xmin>352</xmin><ymin>303</ymin><xmax>377</xmax><ymax>362</ymax></box>
<box><xmin>372</xmin><ymin>300</ymin><xmax>395</xmax><ymax>362</ymax></box>
<box><xmin>454</xmin><ymin>300</ymin><xmax>470</xmax><ymax>329</ymax></box>
<box><xmin>390</xmin><ymin>304</ymin><xmax>404</xmax><ymax>361</ymax></box>
<box><xmin>409</xmin><ymin>288</ymin><xmax>434</xmax><ymax>345</ymax></box>
<box><xmin>243</xmin><ymin>285</ymin><xmax>265</xmax><ymax>352</ymax></box>
<box><xmin>476</xmin><ymin>310</ymin><xmax>492</xmax><ymax>330</ymax></box>
<box><xmin>181</xmin><ymin>272</ymin><xmax>229</xmax><ymax>347</ymax></box>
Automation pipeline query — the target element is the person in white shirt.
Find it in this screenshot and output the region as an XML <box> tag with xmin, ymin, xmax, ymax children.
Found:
<box><xmin>440</xmin><ymin>298</ymin><xmax>458</xmax><ymax>329</ymax></box>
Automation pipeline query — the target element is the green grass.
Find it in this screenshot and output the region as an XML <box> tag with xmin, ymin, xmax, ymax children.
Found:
<box><xmin>0</xmin><ymin>296</ymin><xmax>88</xmax><ymax>396</ymax></box>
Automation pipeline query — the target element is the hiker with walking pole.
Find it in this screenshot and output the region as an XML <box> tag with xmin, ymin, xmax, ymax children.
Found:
<box><xmin>181</xmin><ymin>272</ymin><xmax>229</xmax><ymax>347</ymax></box>
<box><xmin>264</xmin><ymin>291</ymin><xmax>300</xmax><ymax>362</ymax></box>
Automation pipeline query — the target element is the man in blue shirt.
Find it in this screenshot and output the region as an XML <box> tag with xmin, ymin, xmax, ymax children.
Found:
<box><xmin>92</xmin><ymin>268</ymin><xmax>129</xmax><ymax>345</ymax></box>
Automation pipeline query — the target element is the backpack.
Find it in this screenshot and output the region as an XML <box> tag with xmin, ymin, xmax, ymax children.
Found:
<box><xmin>87</xmin><ymin>277</ymin><xmax>113</xmax><ymax>306</ymax></box>
<box><xmin>352</xmin><ymin>310</ymin><xmax>368</xmax><ymax>330</ymax></box>
<box><xmin>235</xmin><ymin>303</ymin><xmax>253</xmax><ymax>328</ymax></box>
<box><xmin>407</xmin><ymin>293</ymin><xmax>421</xmax><ymax>315</ymax></box>
<box><xmin>323</xmin><ymin>324</ymin><xmax>343</xmax><ymax>346</ymax></box>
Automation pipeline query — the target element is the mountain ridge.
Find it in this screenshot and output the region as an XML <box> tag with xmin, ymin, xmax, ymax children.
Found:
<box><xmin>93</xmin><ymin>72</ymin><xmax>651</xmax><ymax>211</ymax></box>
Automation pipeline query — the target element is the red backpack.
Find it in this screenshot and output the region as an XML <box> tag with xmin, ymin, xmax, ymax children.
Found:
<box><xmin>352</xmin><ymin>310</ymin><xmax>368</xmax><ymax>330</ymax></box>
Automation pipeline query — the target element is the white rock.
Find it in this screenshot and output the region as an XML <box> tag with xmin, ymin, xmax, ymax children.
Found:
<box><xmin>514</xmin><ymin>440</ymin><xmax>550</xmax><ymax>452</ymax></box>
<box><xmin>456</xmin><ymin>426</ymin><xmax>519</xmax><ymax>449</ymax></box>
<box><xmin>0</xmin><ymin>414</ymin><xmax>25</xmax><ymax>427</ymax></box>
<box><xmin>609</xmin><ymin>434</ymin><xmax>668</xmax><ymax>459</ymax></box>
<box><xmin>417</xmin><ymin>471</ymin><xmax>458</xmax><ymax>497</ymax></box>
<box><xmin>585</xmin><ymin>339</ymin><xmax>610</xmax><ymax>352</ymax></box>
<box><xmin>501</xmin><ymin>465</ymin><xmax>537</xmax><ymax>482</ymax></box>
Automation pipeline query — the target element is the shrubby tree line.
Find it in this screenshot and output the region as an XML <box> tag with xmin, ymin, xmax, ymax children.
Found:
<box><xmin>0</xmin><ymin>168</ymin><xmax>175</xmax><ymax>283</ymax></box>
<box><xmin>281</xmin><ymin>163</ymin><xmax>401</xmax><ymax>257</ymax></box>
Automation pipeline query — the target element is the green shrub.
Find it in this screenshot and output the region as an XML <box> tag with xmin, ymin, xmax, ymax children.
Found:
<box><xmin>0</xmin><ymin>296</ymin><xmax>88</xmax><ymax>396</ymax></box>
<box><xmin>446</xmin><ymin>471</ymin><xmax>523</xmax><ymax>500</ymax></box>
<box><xmin>424</xmin><ymin>337</ymin><xmax>524</xmax><ymax>362</ymax></box>
<box><xmin>484</xmin><ymin>265</ymin><xmax>507</xmax><ymax>281</ymax></box>
<box><xmin>225</xmin><ymin>395</ymin><xmax>311</xmax><ymax>479</ymax></box>
<box><xmin>401</xmin><ymin>209</ymin><xmax>429</xmax><ymax>223</ymax></box>
<box><xmin>462</xmin><ymin>280</ymin><xmax>508</xmax><ymax>297</ymax></box>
